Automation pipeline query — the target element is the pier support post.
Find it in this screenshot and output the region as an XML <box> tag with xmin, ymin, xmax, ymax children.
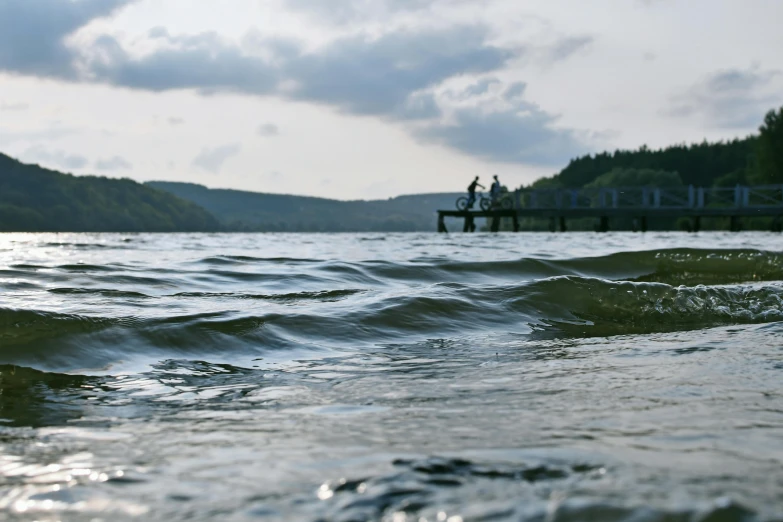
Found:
<box><xmin>512</xmin><ymin>214</ymin><xmax>520</xmax><ymax>232</ymax></box>
<box><xmin>490</xmin><ymin>214</ymin><xmax>501</xmax><ymax>233</ymax></box>
<box><xmin>597</xmin><ymin>216</ymin><xmax>609</xmax><ymax>233</ymax></box>
<box><xmin>463</xmin><ymin>214</ymin><xmax>476</xmax><ymax>232</ymax></box>
<box><xmin>548</xmin><ymin>217</ymin><xmax>556</xmax><ymax>233</ymax></box>
<box><xmin>559</xmin><ymin>216</ymin><xmax>567</xmax><ymax>232</ymax></box>
<box><xmin>772</xmin><ymin>216</ymin><xmax>782</xmax><ymax>233</ymax></box>
<box><xmin>437</xmin><ymin>213</ymin><xmax>448</xmax><ymax>233</ymax></box>
<box><xmin>632</xmin><ymin>217</ymin><xmax>647</xmax><ymax>233</ymax></box>
<box><xmin>730</xmin><ymin>216</ymin><xmax>741</xmax><ymax>232</ymax></box>
<box><xmin>692</xmin><ymin>216</ymin><xmax>701</xmax><ymax>233</ymax></box>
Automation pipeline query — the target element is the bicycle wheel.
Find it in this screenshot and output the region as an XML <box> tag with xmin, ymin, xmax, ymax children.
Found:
<box><xmin>500</xmin><ymin>198</ymin><xmax>513</xmax><ymax>210</ymax></box>
<box><xmin>480</xmin><ymin>198</ymin><xmax>491</xmax><ymax>211</ymax></box>
<box><xmin>456</xmin><ymin>197</ymin><xmax>469</xmax><ymax>211</ymax></box>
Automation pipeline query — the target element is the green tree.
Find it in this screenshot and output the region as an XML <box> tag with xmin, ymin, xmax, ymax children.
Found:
<box><xmin>528</xmin><ymin>137</ymin><xmax>757</xmax><ymax>190</ymax></box>
<box><xmin>585</xmin><ymin>168</ymin><xmax>683</xmax><ymax>188</ymax></box>
<box><xmin>754</xmin><ymin>106</ymin><xmax>783</xmax><ymax>184</ymax></box>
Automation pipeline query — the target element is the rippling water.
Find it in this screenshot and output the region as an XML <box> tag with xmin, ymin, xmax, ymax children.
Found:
<box><xmin>1</xmin><ymin>232</ymin><xmax>782</xmax><ymax>521</ymax></box>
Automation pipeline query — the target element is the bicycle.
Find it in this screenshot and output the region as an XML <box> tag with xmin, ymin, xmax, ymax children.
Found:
<box><xmin>456</xmin><ymin>191</ymin><xmax>513</xmax><ymax>211</ymax></box>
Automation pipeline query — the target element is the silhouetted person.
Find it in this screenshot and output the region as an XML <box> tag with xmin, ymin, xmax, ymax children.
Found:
<box><xmin>467</xmin><ymin>176</ymin><xmax>484</xmax><ymax>209</ymax></box>
<box><xmin>490</xmin><ymin>175</ymin><xmax>502</xmax><ymax>207</ymax></box>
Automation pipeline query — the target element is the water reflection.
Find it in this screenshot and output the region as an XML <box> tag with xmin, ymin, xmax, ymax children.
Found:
<box><xmin>0</xmin><ymin>365</ymin><xmax>94</xmax><ymax>428</ymax></box>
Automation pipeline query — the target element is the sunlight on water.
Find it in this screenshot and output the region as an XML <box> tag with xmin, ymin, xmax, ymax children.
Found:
<box><xmin>0</xmin><ymin>232</ymin><xmax>782</xmax><ymax>520</ymax></box>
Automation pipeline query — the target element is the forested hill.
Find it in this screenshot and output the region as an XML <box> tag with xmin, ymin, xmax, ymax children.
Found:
<box><xmin>0</xmin><ymin>153</ymin><xmax>220</xmax><ymax>232</ymax></box>
<box><xmin>538</xmin><ymin>137</ymin><xmax>757</xmax><ymax>189</ymax></box>
<box><xmin>147</xmin><ymin>182</ymin><xmax>460</xmax><ymax>232</ymax></box>
<box><xmin>530</xmin><ymin>105</ymin><xmax>783</xmax><ymax>190</ymax></box>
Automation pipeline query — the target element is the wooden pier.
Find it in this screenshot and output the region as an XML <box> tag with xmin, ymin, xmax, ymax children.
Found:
<box><xmin>437</xmin><ymin>185</ymin><xmax>783</xmax><ymax>232</ymax></box>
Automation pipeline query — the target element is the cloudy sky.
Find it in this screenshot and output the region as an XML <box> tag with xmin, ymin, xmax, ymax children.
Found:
<box><xmin>1</xmin><ymin>0</ymin><xmax>782</xmax><ymax>199</ymax></box>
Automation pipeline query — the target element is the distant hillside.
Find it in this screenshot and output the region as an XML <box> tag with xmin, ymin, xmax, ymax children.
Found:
<box><xmin>147</xmin><ymin>182</ymin><xmax>461</xmax><ymax>232</ymax></box>
<box><xmin>0</xmin><ymin>153</ymin><xmax>220</xmax><ymax>232</ymax></box>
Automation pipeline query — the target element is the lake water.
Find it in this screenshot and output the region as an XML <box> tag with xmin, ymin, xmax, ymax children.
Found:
<box><xmin>1</xmin><ymin>232</ymin><xmax>782</xmax><ymax>521</ymax></box>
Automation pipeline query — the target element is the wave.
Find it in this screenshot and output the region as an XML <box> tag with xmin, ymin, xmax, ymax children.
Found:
<box><xmin>171</xmin><ymin>289</ymin><xmax>363</xmax><ymax>301</ymax></box>
<box><xmin>55</xmin><ymin>263</ymin><xmax>121</xmax><ymax>272</ymax></box>
<box><xmin>7</xmin><ymin>248</ymin><xmax>779</xmax><ymax>289</ymax></box>
<box><xmin>188</xmin><ymin>248</ymin><xmax>783</xmax><ymax>287</ymax></box>
<box><xmin>510</xmin><ymin>277</ymin><xmax>783</xmax><ymax>338</ymax></box>
<box><xmin>604</xmin><ymin>248</ymin><xmax>783</xmax><ymax>285</ymax></box>
<box><xmin>43</xmin><ymin>242</ymin><xmax>119</xmax><ymax>249</ymax></box>
<box><xmin>0</xmin><ymin>308</ymin><xmax>298</xmax><ymax>371</ymax></box>
<box><xmin>43</xmin><ymin>288</ymin><xmax>362</xmax><ymax>301</ymax></box>
<box><xmin>3</xmin><ymin>274</ymin><xmax>782</xmax><ymax>371</ymax></box>
<box><xmin>48</xmin><ymin>288</ymin><xmax>152</xmax><ymax>299</ymax></box>
<box><xmin>196</xmin><ymin>255</ymin><xmax>323</xmax><ymax>265</ymax></box>
<box><xmin>421</xmin><ymin>248</ymin><xmax>783</xmax><ymax>286</ymax></box>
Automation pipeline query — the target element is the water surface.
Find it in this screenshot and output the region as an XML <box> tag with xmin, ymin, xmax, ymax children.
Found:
<box><xmin>1</xmin><ymin>232</ymin><xmax>782</xmax><ymax>521</ymax></box>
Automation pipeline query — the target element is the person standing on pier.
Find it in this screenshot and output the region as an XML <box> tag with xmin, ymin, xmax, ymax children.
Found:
<box><xmin>467</xmin><ymin>176</ymin><xmax>485</xmax><ymax>209</ymax></box>
<box><xmin>490</xmin><ymin>175</ymin><xmax>502</xmax><ymax>207</ymax></box>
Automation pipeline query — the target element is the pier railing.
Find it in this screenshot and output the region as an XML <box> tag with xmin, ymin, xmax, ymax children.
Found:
<box><xmin>515</xmin><ymin>185</ymin><xmax>783</xmax><ymax>210</ymax></box>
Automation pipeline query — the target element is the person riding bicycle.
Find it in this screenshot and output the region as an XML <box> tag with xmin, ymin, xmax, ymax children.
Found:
<box><xmin>467</xmin><ymin>176</ymin><xmax>485</xmax><ymax>209</ymax></box>
<box><xmin>490</xmin><ymin>175</ymin><xmax>502</xmax><ymax>207</ymax></box>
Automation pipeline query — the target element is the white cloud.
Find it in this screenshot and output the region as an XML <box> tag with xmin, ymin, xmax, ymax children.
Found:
<box><xmin>192</xmin><ymin>143</ymin><xmax>242</xmax><ymax>173</ymax></box>
<box><xmin>96</xmin><ymin>155</ymin><xmax>133</xmax><ymax>170</ymax></box>
<box><xmin>22</xmin><ymin>145</ymin><xmax>88</xmax><ymax>170</ymax></box>
<box><xmin>0</xmin><ymin>102</ymin><xmax>29</xmax><ymax>111</ymax></box>
<box><xmin>257</xmin><ymin>123</ymin><xmax>280</xmax><ymax>136</ymax></box>
<box><xmin>667</xmin><ymin>66</ymin><xmax>783</xmax><ymax>129</ymax></box>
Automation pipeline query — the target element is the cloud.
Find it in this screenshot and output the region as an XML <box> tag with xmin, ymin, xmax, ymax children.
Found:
<box><xmin>85</xmin><ymin>33</ymin><xmax>282</xmax><ymax>95</ymax></box>
<box><xmin>0</xmin><ymin>1</ymin><xmax>594</xmax><ymax>166</ymax></box>
<box><xmin>192</xmin><ymin>143</ymin><xmax>242</xmax><ymax>173</ymax></box>
<box><xmin>667</xmin><ymin>66</ymin><xmax>782</xmax><ymax>129</ymax></box>
<box><xmin>23</xmin><ymin>145</ymin><xmax>88</xmax><ymax>170</ymax></box>
<box><xmin>463</xmin><ymin>77</ymin><xmax>501</xmax><ymax>97</ymax></box>
<box><xmin>0</xmin><ymin>0</ymin><xmax>132</xmax><ymax>78</ymax></box>
<box><xmin>257</xmin><ymin>123</ymin><xmax>280</xmax><ymax>136</ymax></box>
<box><xmin>285</xmin><ymin>26</ymin><xmax>512</xmax><ymax>116</ymax></box>
<box><xmin>416</xmin><ymin>81</ymin><xmax>597</xmax><ymax>165</ymax></box>
<box><xmin>419</xmin><ymin>106</ymin><xmax>593</xmax><ymax>166</ymax></box>
<box><xmin>0</xmin><ymin>102</ymin><xmax>29</xmax><ymax>111</ymax></box>
<box><xmin>542</xmin><ymin>36</ymin><xmax>593</xmax><ymax>62</ymax></box>
<box><xmin>0</xmin><ymin>125</ymin><xmax>81</xmax><ymax>146</ymax></box>
<box><xmin>283</xmin><ymin>0</ymin><xmax>436</xmax><ymax>24</ymax></box>
<box><xmin>84</xmin><ymin>24</ymin><xmax>512</xmax><ymax>121</ymax></box>
<box><xmin>395</xmin><ymin>91</ymin><xmax>442</xmax><ymax>120</ymax></box>
<box><xmin>503</xmin><ymin>81</ymin><xmax>527</xmax><ymax>101</ymax></box>
<box><xmin>95</xmin><ymin>155</ymin><xmax>132</xmax><ymax>170</ymax></box>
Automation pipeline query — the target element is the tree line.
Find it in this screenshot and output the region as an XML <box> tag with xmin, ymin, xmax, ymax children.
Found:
<box><xmin>146</xmin><ymin>181</ymin><xmax>460</xmax><ymax>232</ymax></box>
<box><xmin>526</xmin><ymin>105</ymin><xmax>783</xmax><ymax>191</ymax></box>
<box><xmin>0</xmin><ymin>153</ymin><xmax>220</xmax><ymax>232</ymax></box>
